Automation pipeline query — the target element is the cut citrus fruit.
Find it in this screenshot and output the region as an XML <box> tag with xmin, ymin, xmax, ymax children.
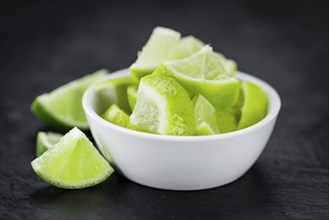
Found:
<box><xmin>127</xmin><ymin>85</ymin><xmax>138</xmax><ymax>111</ymax></box>
<box><xmin>36</xmin><ymin>131</ymin><xmax>63</xmax><ymax>157</ymax></box>
<box><xmin>153</xmin><ymin>45</ymin><xmax>240</xmax><ymax>109</ymax></box>
<box><xmin>179</xmin><ymin>35</ymin><xmax>204</xmax><ymax>58</ymax></box>
<box><xmin>237</xmin><ymin>81</ymin><xmax>268</xmax><ymax>129</ymax></box>
<box><xmin>192</xmin><ymin>94</ymin><xmax>218</xmax><ymax>135</ymax></box>
<box><xmin>216</xmin><ymin>108</ymin><xmax>238</xmax><ymax>133</ymax></box>
<box><xmin>93</xmin><ymin>77</ymin><xmax>136</xmax><ymax>114</ymax></box>
<box><xmin>216</xmin><ymin>52</ymin><xmax>237</xmax><ymax>76</ymax></box>
<box><xmin>130</xmin><ymin>74</ymin><xmax>195</xmax><ymax>135</ymax></box>
<box><xmin>31</xmin><ymin>69</ymin><xmax>108</xmax><ymax>132</ymax></box>
<box><xmin>129</xmin><ymin>27</ymin><xmax>205</xmax><ymax>80</ymax></box>
<box><xmin>102</xmin><ymin>104</ymin><xmax>130</xmax><ymax>128</ymax></box>
<box><xmin>130</xmin><ymin>27</ymin><xmax>181</xmax><ymax>80</ymax></box>
<box><xmin>31</xmin><ymin>127</ymin><xmax>114</xmax><ymax>189</ymax></box>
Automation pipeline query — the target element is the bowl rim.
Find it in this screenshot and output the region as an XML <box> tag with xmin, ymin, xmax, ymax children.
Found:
<box><xmin>82</xmin><ymin>68</ymin><xmax>281</xmax><ymax>142</ymax></box>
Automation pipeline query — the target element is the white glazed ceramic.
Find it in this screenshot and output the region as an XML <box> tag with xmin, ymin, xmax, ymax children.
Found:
<box><xmin>82</xmin><ymin>69</ymin><xmax>281</xmax><ymax>191</ymax></box>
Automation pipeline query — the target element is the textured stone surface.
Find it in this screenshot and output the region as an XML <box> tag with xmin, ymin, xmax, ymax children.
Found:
<box><xmin>1</xmin><ymin>1</ymin><xmax>328</xmax><ymax>219</ymax></box>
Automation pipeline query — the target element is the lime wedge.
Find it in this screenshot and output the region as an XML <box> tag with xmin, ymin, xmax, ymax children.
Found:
<box><xmin>216</xmin><ymin>52</ymin><xmax>237</xmax><ymax>76</ymax></box>
<box><xmin>179</xmin><ymin>35</ymin><xmax>204</xmax><ymax>58</ymax></box>
<box><xmin>130</xmin><ymin>27</ymin><xmax>181</xmax><ymax>80</ymax></box>
<box><xmin>153</xmin><ymin>45</ymin><xmax>240</xmax><ymax>108</ymax></box>
<box><xmin>31</xmin><ymin>69</ymin><xmax>108</xmax><ymax>132</ymax></box>
<box><xmin>36</xmin><ymin>131</ymin><xmax>63</xmax><ymax>157</ymax></box>
<box><xmin>127</xmin><ymin>85</ymin><xmax>138</xmax><ymax>111</ymax></box>
<box><xmin>93</xmin><ymin>77</ymin><xmax>136</xmax><ymax>114</ymax></box>
<box><xmin>237</xmin><ymin>81</ymin><xmax>268</xmax><ymax>129</ymax></box>
<box><xmin>130</xmin><ymin>74</ymin><xmax>195</xmax><ymax>135</ymax></box>
<box><xmin>129</xmin><ymin>27</ymin><xmax>204</xmax><ymax>80</ymax></box>
<box><xmin>31</xmin><ymin>127</ymin><xmax>114</xmax><ymax>189</ymax></box>
<box><xmin>102</xmin><ymin>104</ymin><xmax>130</xmax><ymax>128</ymax></box>
<box><xmin>192</xmin><ymin>95</ymin><xmax>219</xmax><ymax>135</ymax></box>
<box><xmin>216</xmin><ymin>108</ymin><xmax>238</xmax><ymax>133</ymax></box>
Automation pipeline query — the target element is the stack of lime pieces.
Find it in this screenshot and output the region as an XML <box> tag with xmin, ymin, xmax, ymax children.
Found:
<box><xmin>30</xmin><ymin>26</ymin><xmax>268</xmax><ymax>189</ymax></box>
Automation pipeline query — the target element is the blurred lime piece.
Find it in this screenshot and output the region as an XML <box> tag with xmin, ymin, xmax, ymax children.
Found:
<box><xmin>216</xmin><ymin>108</ymin><xmax>238</xmax><ymax>133</ymax></box>
<box><xmin>93</xmin><ymin>77</ymin><xmax>136</xmax><ymax>114</ymax></box>
<box><xmin>127</xmin><ymin>85</ymin><xmax>138</xmax><ymax>111</ymax></box>
<box><xmin>36</xmin><ymin>131</ymin><xmax>63</xmax><ymax>157</ymax></box>
<box><xmin>192</xmin><ymin>94</ymin><xmax>218</xmax><ymax>135</ymax></box>
<box><xmin>31</xmin><ymin>127</ymin><xmax>114</xmax><ymax>189</ymax></box>
<box><xmin>153</xmin><ymin>45</ymin><xmax>240</xmax><ymax>108</ymax></box>
<box><xmin>31</xmin><ymin>69</ymin><xmax>108</xmax><ymax>132</ymax></box>
<box><xmin>216</xmin><ymin>52</ymin><xmax>238</xmax><ymax>76</ymax></box>
<box><xmin>130</xmin><ymin>74</ymin><xmax>195</xmax><ymax>135</ymax></box>
<box><xmin>179</xmin><ymin>35</ymin><xmax>204</xmax><ymax>58</ymax></box>
<box><xmin>237</xmin><ymin>81</ymin><xmax>268</xmax><ymax>129</ymax></box>
<box><xmin>102</xmin><ymin>104</ymin><xmax>130</xmax><ymax>128</ymax></box>
<box><xmin>129</xmin><ymin>27</ymin><xmax>204</xmax><ymax>80</ymax></box>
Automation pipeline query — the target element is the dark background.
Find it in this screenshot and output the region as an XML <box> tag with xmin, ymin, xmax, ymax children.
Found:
<box><xmin>1</xmin><ymin>1</ymin><xmax>328</xmax><ymax>219</ymax></box>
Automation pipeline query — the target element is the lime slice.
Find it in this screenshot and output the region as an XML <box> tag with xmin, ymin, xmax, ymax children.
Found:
<box><xmin>102</xmin><ymin>104</ymin><xmax>130</xmax><ymax>128</ymax></box>
<box><xmin>130</xmin><ymin>74</ymin><xmax>195</xmax><ymax>135</ymax></box>
<box><xmin>216</xmin><ymin>108</ymin><xmax>238</xmax><ymax>133</ymax></box>
<box><xmin>129</xmin><ymin>27</ymin><xmax>205</xmax><ymax>80</ymax></box>
<box><xmin>93</xmin><ymin>77</ymin><xmax>136</xmax><ymax>114</ymax></box>
<box><xmin>31</xmin><ymin>127</ymin><xmax>114</xmax><ymax>189</ymax></box>
<box><xmin>237</xmin><ymin>81</ymin><xmax>268</xmax><ymax>129</ymax></box>
<box><xmin>192</xmin><ymin>95</ymin><xmax>219</xmax><ymax>135</ymax></box>
<box><xmin>36</xmin><ymin>131</ymin><xmax>63</xmax><ymax>157</ymax></box>
<box><xmin>127</xmin><ymin>85</ymin><xmax>138</xmax><ymax>111</ymax></box>
<box><xmin>153</xmin><ymin>45</ymin><xmax>240</xmax><ymax>109</ymax></box>
<box><xmin>31</xmin><ymin>69</ymin><xmax>108</xmax><ymax>132</ymax></box>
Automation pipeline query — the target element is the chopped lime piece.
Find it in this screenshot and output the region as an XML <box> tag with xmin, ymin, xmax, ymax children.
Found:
<box><xmin>179</xmin><ymin>35</ymin><xmax>204</xmax><ymax>58</ymax></box>
<box><xmin>102</xmin><ymin>104</ymin><xmax>130</xmax><ymax>128</ymax></box>
<box><xmin>93</xmin><ymin>77</ymin><xmax>136</xmax><ymax>114</ymax></box>
<box><xmin>192</xmin><ymin>95</ymin><xmax>218</xmax><ymax>135</ymax></box>
<box><xmin>36</xmin><ymin>131</ymin><xmax>63</xmax><ymax>157</ymax></box>
<box><xmin>237</xmin><ymin>81</ymin><xmax>268</xmax><ymax>129</ymax></box>
<box><xmin>130</xmin><ymin>27</ymin><xmax>182</xmax><ymax>80</ymax></box>
<box><xmin>216</xmin><ymin>108</ymin><xmax>238</xmax><ymax>133</ymax></box>
<box><xmin>153</xmin><ymin>46</ymin><xmax>240</xmax><ymax>108</ymax></box>
<box><xmin>127</xmin><ymin>85</ymin><xmax>138</xmax><ymax>111</ymax></box>
<box><xmin>216</xmin><ymin>52</ymin><xmax>237</xmax><ymax>76</ymax></box>
<box><xmin>129</xmin><ymin>27</ymin><xmax>205</xmax><ymax>80</ymax></box>
<box><xmin>130</xmin><ymin>74</ymin><xmax>195</xmax><ymax>135</ymax></box>
<box><xmin>31</xmin><ymin>69</ymin><xmax>108</xmax><ymax>131</ymax></box>
<box><xmin>31</xmin><ymin>127</ymin><xmax>114</xmax><ymax>189</ymax></box>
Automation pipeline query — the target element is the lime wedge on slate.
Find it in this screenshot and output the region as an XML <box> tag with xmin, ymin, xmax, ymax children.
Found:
<box><xmin>31</xmin><ymin>127</ymin><xmax>114</xmax><ymax>189</ymax></box>
<box><xmin>31</xmin><ymin>69</ymin><xmax>108</xmax><ymax>131</ymax></box>
<box><xmin>36</xmin><ymin>131</ymin><xmax>63</xmax><ymax>157</ymax></box>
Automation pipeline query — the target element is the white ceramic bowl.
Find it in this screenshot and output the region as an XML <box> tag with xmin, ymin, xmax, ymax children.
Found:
<box><xmin>82</xmin><ymin>69</ymin><xmax>281</xmax><ymax>191</ymax></box>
